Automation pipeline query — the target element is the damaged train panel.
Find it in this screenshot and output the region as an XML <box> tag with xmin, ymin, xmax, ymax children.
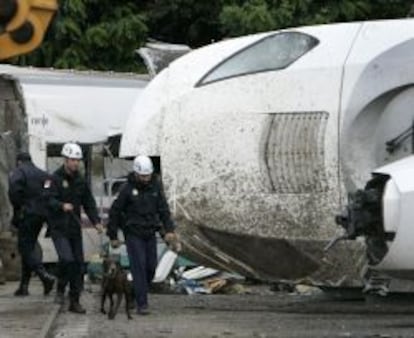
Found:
<box><xmin>122</xmin><ymin>20</ymin><xmax>414</xmax><ymax>286</ymax></box>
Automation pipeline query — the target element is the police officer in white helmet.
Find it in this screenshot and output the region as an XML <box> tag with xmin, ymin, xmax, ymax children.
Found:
<box><xmin>107</xmin><ymin>155</ymin><xmax>179</xmax><ymax>315</ymax></box>
<box><xmin>45</xmin><ymin>143</ymin><xmax>104</xmax><ymax>314</ymax></box>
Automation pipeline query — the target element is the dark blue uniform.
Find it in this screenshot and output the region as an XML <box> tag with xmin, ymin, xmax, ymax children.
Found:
<box><xmin>45</xmin><ymin>165</ymin><xmax>100</xmax><ymax>303</ymax></box>
<box><xmin>107</xmin><ymin>173</ymin><xmax>175</xmax><ymax>311</ymax></box>
<box><xmin>8</xmin><ymin>157</ymin><xmax>54</xmax><ymax>295</ymax></box>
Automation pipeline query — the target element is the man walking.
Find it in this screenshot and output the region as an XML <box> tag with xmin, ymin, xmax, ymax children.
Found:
<box><xmin>107</xmin><ymin>155</ymin><xmax>179</xmax><ymax>315</ymax></box>
<box><xmin>8</xmin><ymin>152</ymin><xmax>55</xmax><ymax>296</ymax></box>
<box><xmin>45</xmin><ymin>143</ymin><xmax>103</xmax><ymax>313</ymax></box>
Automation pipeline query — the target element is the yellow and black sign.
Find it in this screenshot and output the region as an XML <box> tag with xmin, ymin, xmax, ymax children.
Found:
<box><xmin>0</xmin><ymin>0</ymin><xmax>58</xmax><ymax>60</ymax></box>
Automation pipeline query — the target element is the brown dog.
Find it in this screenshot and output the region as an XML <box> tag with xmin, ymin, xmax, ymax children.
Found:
<box><xmin>101</xmin><ymin>257</ymin><xmax>133</xmax><ymax>320</ymax></box>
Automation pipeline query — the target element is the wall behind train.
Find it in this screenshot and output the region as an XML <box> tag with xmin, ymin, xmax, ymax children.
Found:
<box><xmin>0</xmin><ymin>77</ymin><xmax>27</xmax><ymax>232</ymax></box>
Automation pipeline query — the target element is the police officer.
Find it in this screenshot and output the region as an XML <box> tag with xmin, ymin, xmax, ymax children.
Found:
<box><xmin>45</xmin><ymin>143</ymin><xmax>103</xmax><ymax>314</ymax></box>
<box><xmin>8</xmin><ymin>152</ymin><xmax>55</xmax><ymax>296</ymax></box>
<box><xmin>107</xmin><ymin>155</ymin><xmax>179</xmax><ymax>315</ymax></box>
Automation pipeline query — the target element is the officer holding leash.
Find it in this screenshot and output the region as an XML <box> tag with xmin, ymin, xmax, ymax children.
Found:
<box><xmin>107</xmin><ymin>155</ymin><xmax>180</xmax><ymax>315</ymax></box>
<box><xmin>45</xmin><ymin>143</ymin><xmax>104</xmax><ymax>314</ymax></box>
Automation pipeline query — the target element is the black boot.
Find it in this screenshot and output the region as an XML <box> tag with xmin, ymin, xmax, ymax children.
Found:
<box><xmin>14</xmin><ymin>284</ymin><xmax>29</xmax><ymax>296</ymax></box>
<box><xmin>35</xmin><ymin>267</ymin><xmax>55</xmax><ymax>295</ymax></box>
<box><xmin>137</xmin><ymin>306</ymin><xmax>150</xmax><ymax>315</ymax></box>
<box><xmin>69</xmin><ymin>297</ymin><xmax>86</xmax><ymax>314</ymax></box>
<box><xmin>15</xmin><ymin>264</ymin><xmax>31</xmax><ymax>296</ymax></box>
<box><xmin>54</xmin><ymin>262</ymin><xmax>69</xmax><ymax>304</ymax></box>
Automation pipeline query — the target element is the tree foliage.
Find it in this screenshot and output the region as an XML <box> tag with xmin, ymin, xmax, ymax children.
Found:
<box><xmin>8</xmin><ymin>0</ymin><xmax>414</xmax><ymax>72</ymax></box>
<box><xmin>15</xmin><ymin>0</ymin><xmax>147</xmax><ymax>72</ymax></box>
<box><xmin>146</xmin><ymin>0</ymin><xmax>223</xmax><ymax>47</ymax></box>
<box><xmin>219</xmin><ymin>0</ymin><xmax>413</xmax><ymax>37</ymax></box>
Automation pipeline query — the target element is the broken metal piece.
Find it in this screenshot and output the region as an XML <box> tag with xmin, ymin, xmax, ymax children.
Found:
<box><xmin>137</xmin><ymin>41</ymin><xmax>191</xmax><ymax>78</ymax></box>
<box><xmin>323</xmin><ymin>234</ymin><xmax>349</xmax><ymax>252</ymax></box>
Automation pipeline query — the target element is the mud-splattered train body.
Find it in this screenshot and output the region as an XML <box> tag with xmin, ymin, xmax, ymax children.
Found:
<box><xmin>121</xmin><ymin>20</ymin><xmax>414</xmax><ymax>286</ymax></box>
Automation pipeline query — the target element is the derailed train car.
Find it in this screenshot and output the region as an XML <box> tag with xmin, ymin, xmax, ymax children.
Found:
<box><xmin>0</xmin><ymin>65</ymin><xmax>148</xmax><ymax>261</ymax></box>
<box><xmin>121</xmin><ymin>19</ymin><xmax>414</xmax><ymax>286</ymax></box>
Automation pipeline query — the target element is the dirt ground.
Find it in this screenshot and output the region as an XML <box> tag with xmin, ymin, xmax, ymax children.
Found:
<box><xmin>48</xmin><ymin>285</ymin><xmax>414</xmax><ymax>338</ymax></box>
<box><xmin>0</xmin><ymin>280</ymin><xmax>59</xmax><ymax>338</ymax></box>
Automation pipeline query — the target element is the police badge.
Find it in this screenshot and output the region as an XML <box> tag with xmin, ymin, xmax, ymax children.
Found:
<box><xmin>44</xmin><ymin>179</ymin><xmax>51</xmax><ymax>189</ymax></box>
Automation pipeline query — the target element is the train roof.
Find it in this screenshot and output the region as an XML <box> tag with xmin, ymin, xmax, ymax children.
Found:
<box><xmin>0</xmin><ymin>65</ymin><xmax>149</xmax><ymax>145</ymax></box>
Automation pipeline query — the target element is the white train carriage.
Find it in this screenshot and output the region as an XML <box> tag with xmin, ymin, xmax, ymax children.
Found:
<box><xmin>121</xmin><ymin>19</ymin><xmax>414</xmax><ymax>285</ymax></box>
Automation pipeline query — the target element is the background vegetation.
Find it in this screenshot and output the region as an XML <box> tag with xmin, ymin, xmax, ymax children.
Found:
<box><xmin>9</xmin><ymin>0</ymin><xmax>413</xmax><ymax>72</ymax></box>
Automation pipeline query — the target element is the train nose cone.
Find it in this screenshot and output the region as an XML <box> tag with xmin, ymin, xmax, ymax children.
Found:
<box><xmin>120</xmin><ymin>70</ymin><xmax>169</xmax><ymax>157</ymax></box>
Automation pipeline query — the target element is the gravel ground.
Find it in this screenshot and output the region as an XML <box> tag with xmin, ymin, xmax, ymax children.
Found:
<box><xmin>0</xmin><ymin>280</ymin><xmax>59</xmax><ymax>338</ymax></box>
<box><xmin>48</xmin><ymin>284</ymin><xmax>414</xmax><ymax>338</ymax></box>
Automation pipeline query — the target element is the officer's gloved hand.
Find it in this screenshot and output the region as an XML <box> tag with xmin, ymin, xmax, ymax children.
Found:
<box><xmin>165</xmin><ymin>232</ymin><xmax>182</xmax><ymax>253</ymax></box>
<box><xmin>62</xmin><ymin>203</ymin><xmax>74</xmax><ymax>212</ymax></box>
<box><xmin>95</xmin><ymin>223</ymin><xmax>105</xmax><ymax>234</ymax></box>
<box><xmin>110</xmin><ymin>240</ymin><xmax>121</xmax><ymax>249</ymax></box>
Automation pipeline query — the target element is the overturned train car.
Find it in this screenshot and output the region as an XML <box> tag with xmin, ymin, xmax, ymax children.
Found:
<box><xmin>121</xmin><ymin>19</ymin><xmax>414</xmax><ymax>286</ymax></box>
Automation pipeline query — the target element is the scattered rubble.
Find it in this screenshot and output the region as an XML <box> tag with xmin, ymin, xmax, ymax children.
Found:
<box><xmin>86</xmin><ymin>239</ymin><xmax>253</xmax><ymax>296</ymax></box>
<box><xmin>153</xmin><ymin>250</ymin><xmax>178</xmax><ymax>283</ymax></box>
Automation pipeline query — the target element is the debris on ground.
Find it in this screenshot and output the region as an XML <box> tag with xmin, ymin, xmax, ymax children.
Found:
<box><xmin>295</xmin><ymin>284</ymin><xmax>322</xmax><ymax>295</ymax></box>
<box><xmin>153</xmin><ymin>250</ymin><xmax>178</xmax><ymax>283</ymax></box>
<box><xmin>150</xmin><ymin>246</ymin><xmax>253</xmax><ymax>295</ymax></box>
<box><xmin>270</xmin><ymin>281</ymin><xmax>296</xmax><ymax>293</ymax></box>
<box><xmin>84</xmin><ymin>240</ymin><xmax>264</xmax><ymax>296</ymax></box>
<box><xmin>181</xmin><ymin>266</ymin><xmax>219</xmax><ymax>280</ymax></box>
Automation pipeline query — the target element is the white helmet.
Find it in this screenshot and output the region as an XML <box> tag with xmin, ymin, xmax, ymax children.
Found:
<box><xmin>61</xmin><ymin>143</ymin><xmax>83</xmax><ymax>159</ymax></box>
<box><xmin>133</xmin><ymin>155</ymin><xmax>154</xmax><ymax>175</ymax></box>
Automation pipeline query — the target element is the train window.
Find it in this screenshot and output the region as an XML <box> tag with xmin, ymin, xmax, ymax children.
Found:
<box><xmin>198</xmin><ymin>32</ymin><xmax>318</xmax><ymax>86</ymax></box>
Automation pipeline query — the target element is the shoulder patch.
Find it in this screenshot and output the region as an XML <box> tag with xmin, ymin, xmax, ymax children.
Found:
<box><xmin>132</xmin><ymin>189</ymin><xmax>138</xmax><ymax>196</ymax></box>
<box><xmin>62</xmin><ymin>180</ymin><xmax>69</xmax><ymax>188</ymax></box>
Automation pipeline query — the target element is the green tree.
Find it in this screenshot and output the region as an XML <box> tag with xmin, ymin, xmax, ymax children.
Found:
<box><xmin>7</xmin><ymin>0</ymin><xmax>414</xmax><ymax>71</ymax></box>
<box><xmin>220</xmin><ymin>0</ymin><xmax>276</xmax><ymax>36</ymax></box>
<box><xmin>146</xmin><ymin>0</ymin><xmax>223</xmax><ymax>47</ymax></box>
<box><xmin>220</xmin><ymin>0</ymin><xmax>413</xmax><ymax>37</ymax></box>
<box><xmin>14</xmin><ymin>0</ymin><xmax>148</xmax><ymax>72</ymax></box>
